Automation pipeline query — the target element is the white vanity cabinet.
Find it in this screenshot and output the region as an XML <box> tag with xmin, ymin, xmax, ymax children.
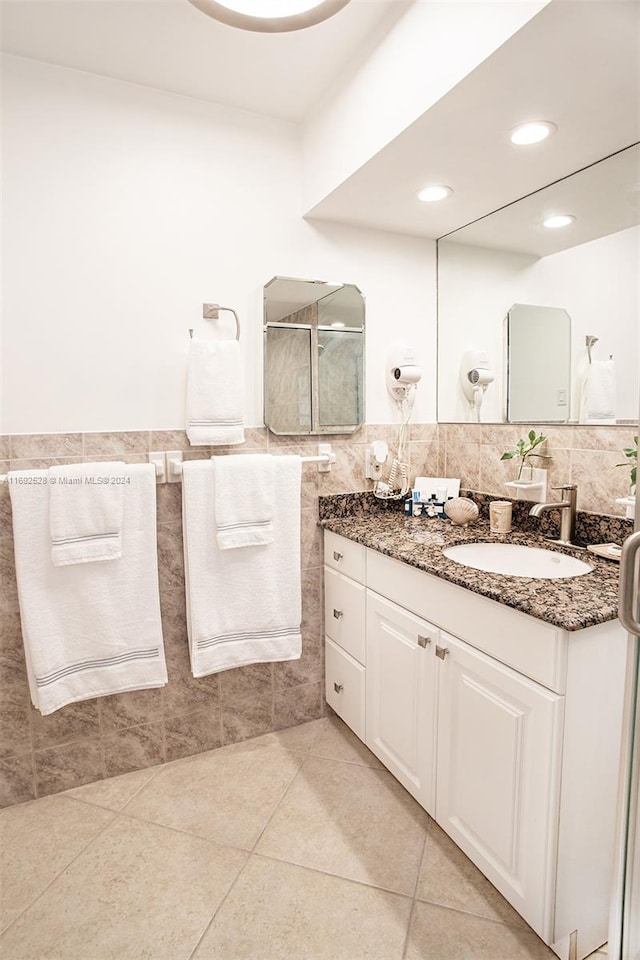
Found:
<box><xmin>323</xmin><ymin>530</ymin><xmax>627</xmax><ymax>960</ymax></box>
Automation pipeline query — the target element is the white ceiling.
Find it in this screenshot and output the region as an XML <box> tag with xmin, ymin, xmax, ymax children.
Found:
<box><xmin>306</xmin><ymin>1</ymin><xmax>640</xmax><ymax>240</ymax></box>
<box><xmin>0</xmin><ymin>0</ymin><xmax>408</xmax><ymax>122</ymax></box>
<box><xmin>1</xmin><ymin>0</ymin><xmax>638</xmax><ymax>246</ymax></box>
<box><xmin>442</xmin><ymin>145</ymin><xmax>640</xmax><ymax>257</ymax></box>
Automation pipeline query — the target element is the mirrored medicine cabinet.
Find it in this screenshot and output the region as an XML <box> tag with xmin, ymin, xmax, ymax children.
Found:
<box><xmin>437</xmin><ymin>144</ymin><xmax>640</xmax><ymax>424</ymax></box>
<box><xmin>506</xmin><ymin>304</ymin><xmax>572</xmax><ymax>423</ymax></box>
<box><xmin>263</xmin><ymin>276</ymin><xmax>365</xmax><ymax>435</ymax></box>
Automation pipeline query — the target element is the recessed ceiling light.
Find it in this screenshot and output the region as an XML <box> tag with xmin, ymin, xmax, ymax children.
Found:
<box><xmin>417</xmin><ymin>185</ymin><xmax>453</xmax><ymax>203</ymax></box>
<box><xmin>331</xmin><ymin>322</ymin><xmax>346</xmax><ymax>328</ymax></box>
<box><xmin>510</xmin><ymin>121</ymin><xmax>557</xmax><ymax>146</ymax></box>
<box><xmin>543</xmin><ymin>214</ymin><xmax>575</xmax><ymax>229</ymax></box>
<box><xmin>186</xmin><ymin>0</ymin><xmax>351</xmax><ymax>31</ymax></box>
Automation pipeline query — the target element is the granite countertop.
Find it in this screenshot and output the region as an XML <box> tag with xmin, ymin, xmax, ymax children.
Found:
<box><xmin>320</xmin><ymin>512</ymin><xmax>621</xmax><ymax>632</ymax></box>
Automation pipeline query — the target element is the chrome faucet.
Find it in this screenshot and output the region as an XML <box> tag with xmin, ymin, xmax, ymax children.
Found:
<box><xmin>529</xmin><ymin>483</ymin><xmax>578</xmax><ymax>546</ymax></box>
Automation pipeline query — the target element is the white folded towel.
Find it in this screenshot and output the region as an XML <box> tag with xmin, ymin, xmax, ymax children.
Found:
<box><xmin>49</xmin><ymin>461</ymin><xmax>125</xmax><ymax>566</ymax></box>
<box><xmin>182</xmin><ymin>456</ymin><xmax>301</xmax><ymax>677</ymax></box>
<box><xmin>9</xmin><ymin>463</ymin><xmax>167</xmax><ymax>715</ymax></box>
<box><xmin>581</xmin><ymin>359</ymin><xmax>617</xmax><ymax>423</ymax></box>
<box><xmin>213</xmin><ymin>454</ymin><xmax>274</xmax><ymax>550</ymax></box>
<box><xmin>186</xmin><ymin>337</ymin><xmax>245</xmax><ymax>446</ymax></box>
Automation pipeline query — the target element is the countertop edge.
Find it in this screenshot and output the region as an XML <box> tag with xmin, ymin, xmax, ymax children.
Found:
<box><xmin>320</xmin><ymin>516</ymin><xmax>620</xmax><ymax>633</ymax></box>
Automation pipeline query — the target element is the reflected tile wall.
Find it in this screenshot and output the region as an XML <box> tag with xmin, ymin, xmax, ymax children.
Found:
<box><xmin>441</xmin><ymin>422</ymin><xmax>635</xmax><ymax>516</ymax></box>
<box><xmin>0</xmin><ymin>422</ymin><xmax>628</xmax><ymax>805</ymax></box>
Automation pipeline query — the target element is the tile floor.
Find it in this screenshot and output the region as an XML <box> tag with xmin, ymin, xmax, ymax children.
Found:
<box><xmin>0</xmin><ymin>716</ymin><xmax>606</xmax><ymax>960</ymax></box>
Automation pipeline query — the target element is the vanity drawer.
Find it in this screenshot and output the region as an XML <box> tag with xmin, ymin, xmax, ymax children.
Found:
<box><xmin>324</xmin><ymin>567</ymin><xmax>366</xmax><ymax>664</ymax></box>
<box><xmin>325</xmin><ymin>637</ymin><xmax>365</xmax><ymax>741</ymax></box>
<box><xmin>324</xmin><ymin>531</ymin><xmax>366</xmax><ymax>583</ymax></box>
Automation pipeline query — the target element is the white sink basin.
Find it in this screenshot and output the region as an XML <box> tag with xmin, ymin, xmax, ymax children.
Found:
<box><xmin>443</xmin><ymin>542</ymin><xmax>593</xmax><ymax>579</ymax></box>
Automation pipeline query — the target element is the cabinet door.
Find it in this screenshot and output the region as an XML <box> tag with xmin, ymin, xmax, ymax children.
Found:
<box><xmin>436</xmin><ymin>631</ymin><xmax>563</xmax><ymax>941</ymax></box>
<box><xmin>366</xmin><ymin>590</ymin><xmax>438</xmax><ymax>815</ymax></box>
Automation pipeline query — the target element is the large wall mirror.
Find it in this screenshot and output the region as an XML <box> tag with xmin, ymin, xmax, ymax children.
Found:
<box><xmin>437</xmin><ymin>144</ymin><xmax>640</xmax><ymax>424</ymax></box>
<box><xmin>263</xmin><ymin>276</ymin><xmax>365</xmax><ymax>435</ymax></box>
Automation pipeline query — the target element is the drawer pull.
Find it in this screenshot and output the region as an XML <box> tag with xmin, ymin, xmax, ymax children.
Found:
<box><xmin>417</xmin><ymin>634</ymin><xmax>431</xmax><ymax>648</ymax></box>
<box><xmin>435</xmin><ymin>645</ymin><xmax>449</xmax><ymax>660</ymax></box>
<box><xmin>334</xmin><ymin>682</ymin><xmax>344</xmax><ymax>694</ymax></box>
<box><xmin>333</xmin><ymin>609</ymin><xmax>344</xmax><ymax>620</ymax></box>
<box><xmin>333</xmin><ymin>551</ymin><xmax>343</xmax><ymax>562</ymax></box>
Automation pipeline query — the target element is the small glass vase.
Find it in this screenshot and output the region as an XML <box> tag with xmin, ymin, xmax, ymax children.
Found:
<box><xmin>517</xmin><ymin>463</ymin><xmax>535</xmax><ymax>484</ymax></box>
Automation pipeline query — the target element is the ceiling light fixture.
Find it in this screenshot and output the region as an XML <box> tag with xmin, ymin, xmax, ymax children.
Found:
<box><xmin>186</xmin><ymin>0</ymin><xmax>351</xmax><ymax>32</ymax></box>
<box><xmin>510</xmin><ymin>121</ymin><xmax>556</xmax><ymax>146</ymax></box>
<box><xmin>417</xmin><ymin>185</ymin><xmax>453</xmax><ymax>203</ymax></box>
<box><xmin>543</xmin><ymin>214</ymin><xmax>575</xmax><ymax>229</ymax></box>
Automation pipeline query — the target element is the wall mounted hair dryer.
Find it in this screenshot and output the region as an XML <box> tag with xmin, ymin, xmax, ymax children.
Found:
<box><xmin>460</xmin><ymin>350</ymin><xmax>494</xmax><ymax>421</ymax></box>
<box><xmin>386</xmin><ymin>344</ymin><xmax>422</xmax><ymax>402</ymax></box>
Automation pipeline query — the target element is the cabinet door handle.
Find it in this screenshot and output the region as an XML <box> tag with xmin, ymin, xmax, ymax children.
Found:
<box><xmin>333</xmin><ymin>609</ymin><xmax>344</xmax><ymax>620</ymax></box>
<box><xmin>334</xmin><ymin>682</ymin><xmax>343</xmax><ymax>693</ymax></box>
<box><xmin>417</xmin><ymin>635</ymin><xmax>431</xmax><ymax>648</ymax></box>
<box><xmin>333</xmin><ymin>551</ymin><xmax>343</xmax><ymax>562</ymax></box>
<box><xmin>435</xmin><ymin>645</ymin><xmax>449</xmax><ymax>660</ymax></box>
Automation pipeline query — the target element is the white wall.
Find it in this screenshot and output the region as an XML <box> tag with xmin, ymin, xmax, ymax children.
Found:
<box><xmin>438</xmin><ymin>244</ymin><xmax>537</xmax><ymax>422</ymax></box>
<box><xmin>1</xmin><ymin>55</ymin><xmax>436</xmax><ymax>434</ymax></box>
<box><xmin>301</xmin><ymin>0</ymin><xmax>549</xmax><ymax>213</ymax></box>
<box><xmin>529</xmin><ymin>229</ymin><xmax>639</xmax><ymax>420</ymax></box>
<box><xmin>438</xmin><ymin>228</ymin><xmax>640</xmax><ymax>422</ymax></box>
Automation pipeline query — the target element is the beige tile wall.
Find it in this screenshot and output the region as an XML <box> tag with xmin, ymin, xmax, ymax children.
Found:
<box><xmin>440</xmin><ymin>422</ymin><xmax>635</xmax><ymax>514</ymax></box>
<box><xmin>0</xmin><ymin>420</ymin><xmax>630</xmax><ymax>805</ymax></box>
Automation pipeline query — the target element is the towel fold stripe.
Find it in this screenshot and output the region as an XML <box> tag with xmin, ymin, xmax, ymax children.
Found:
<box><xmin>197</xmin><ymin>626</ymin><xmax>300</xmax><ymax>650</ymax></box>
<box><xmin>36</xmin><ymin>647</ymin><xmax>160</xmax><ymax>687</ymax></box>
<box><xmin>216</xmin><ymin>519</ymin><xmax>272</xmax><ymax>532</ymax></box>
<box><xmin>52</xmin><ymin>532</ymin><xmax>120</xmax><ymax>546</ymax></box>
<box><xmin>188</xmin><ymin>419</ymin><xmax>243</xmax><ymax>426</ymax></box>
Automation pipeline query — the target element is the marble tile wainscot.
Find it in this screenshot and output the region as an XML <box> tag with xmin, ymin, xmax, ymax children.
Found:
<box><xmin>1</xmin><ymin>429</ymin><xmax>328</xmax><ymax>806</ymax></box>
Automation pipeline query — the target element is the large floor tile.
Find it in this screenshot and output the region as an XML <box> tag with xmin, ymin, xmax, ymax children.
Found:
<box><xmin>193</xmin><ymin>855</ymin><xmax>411</xmax><ymax>960</ymax></box>
<box><xmin>405</xmin><ymin>901</ymin><xmax>557</xmax><ymax>960</ymax></box>
<box><xmin>249</xmin><ymin>717</ymin><xmax>329</xmax><ymax>754</ymax></box>
<box><xmin>0</xmin><ymin>795</ymin><xmax>114</xmax><ymax>932</ymax></box>
<box><xmin>255</xmin><ymin>756</ymin><xmax>428</xmax><ymax>895</ymax></box>
<box><xmin>63</xmin><ymin>766</ymin><xmax>160</xmax><ymax>811</ymax></box>
<box><xmin>0</xmin><ymin>815</ymin><xmax>248</xmax><ymax>960</ymax></box>
<box><xmin>416</xmin><ymin>820</ymin><xmax>526</xmax><ymax>926</ymax></box>
<box><xmin>124</xmin><ymin>738</ymin><xmax>305</xmax><ymax>849</ymax></box>
<box><xmin>310</xmin><ymin>716</ymin><xmax>384</xmax><ymax>769</ymax></box>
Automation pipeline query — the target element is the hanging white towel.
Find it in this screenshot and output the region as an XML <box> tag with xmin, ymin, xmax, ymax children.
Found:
<box><xmin>186</xmin><ymin>337</ymin><xmax>245</xmax><ymax>446</ymax></box>
<box><xmin>583</xmin><ymin>358</ymin><xmax>617</xmax><ymax>423</ymax></box>
<box><xmin>182</xmin><ymin>456</ymin><xmax>301</xmax><ymax>677</ymax></box>
<box><xmin>9</xmin><ymin>463</ymin><xmax>167</xmax><ymax>715</ymax></box>
<box><xmin>213</xmin><ymin>454</ymin><xmax>274</xmax><ymax>550</ymax></box>
<box><xmin>48</xmin><ymin>461</ymin><xmax>125</xmax><ymax>566</ymax></box>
